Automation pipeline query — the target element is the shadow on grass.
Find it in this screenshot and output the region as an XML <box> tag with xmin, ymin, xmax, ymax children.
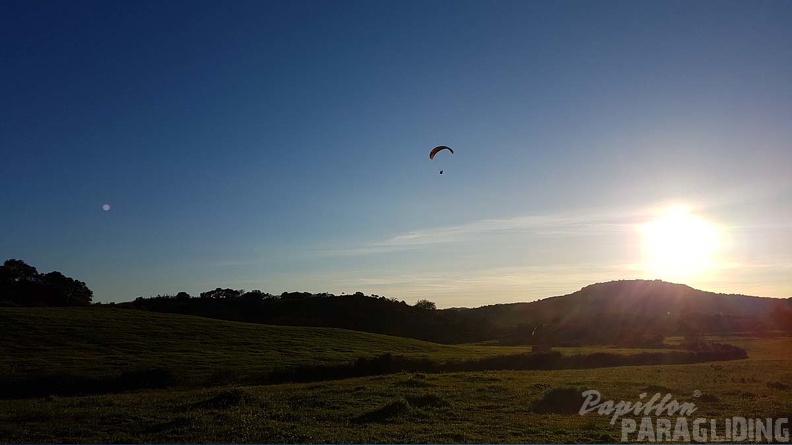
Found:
<box><xmin>531</xmin><ymin>386</ymin><xmax>589</xmax><ymax>414</ymax></box>
<box><xmin>0</xmin><ymin>368</ymin><xmax>177</xmax><ymax>399</ymax></box>
<box><xmin>189</xmin><ymin>388</ymin><xmax>249</xmax><ymax>410</ymax></box>
<box><xmin>142</xmin><ymin>417</ymin><xmax>193</xmax><ymax>434</ymax></box>
<box><xmin>405</xmin><ymin>393</ymin><xmax>450</xmax><ymax>408</ymax></box>
<box><xmin>393</xmin><ymin>373</ymin><xmax>434</xmax><ymax>388</ymax></box>
<box><xmin>352</xmin><ymin>398</ymin><xmax>411</xmax><ymax>424</ymax></box>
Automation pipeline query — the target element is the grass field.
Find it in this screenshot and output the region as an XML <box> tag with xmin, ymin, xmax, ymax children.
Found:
<box><xmin>1</xmin><ymin>308</ymin><xmax>790</xmax><ymax>443</ymax></box>
<box><xmin>0</xmin><ymin>307</ymin><xmax>669</xmax><ymax>383</ymax></box>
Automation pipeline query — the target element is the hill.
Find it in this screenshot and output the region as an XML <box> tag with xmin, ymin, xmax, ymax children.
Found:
<box><xmin>464</xmin><ymin>279</ymin><xmax>788</xmax><ymax>324</ymax></box>
<box><xmin>120</xmin><ymin>292</ymin><xmax>496</xmax><ymax>344</ymax></box>
<box><xmin>462</xmin><ymin>280</ymin><xmax>792</xmax><ymax>345</ymax></box>
<box><xmin>0</xmin><ymin>306</ymin><xmax>750</xmax><ymax>401</ymax></box>
<box><xmin>0</xmin><ymin>307</ymin><xmax>497</xmax><ymax>384</ymax></box>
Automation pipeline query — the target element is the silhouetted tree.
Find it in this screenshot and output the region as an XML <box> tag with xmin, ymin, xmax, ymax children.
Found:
<box><xmin>40</xmin><ymin>271</ymin><xmax>93</xmax><ymax>306</ymax></box>
<box><xmin>3</xmin><ymin>259</ymin><xmax>39</xmax><ymax>282</ymax></box>
<box><xmin>239</xmin><ymin>290</ymin><xmax>271</xmax><ymax>302</ymax></box>
<box><xmin>414</xmin><ymin>299</ymin><xmax>437</xmax><ymax>310</ymax></box>
<box><xmin>280</xmin><ymin>291</ymin><xmax>312</xmax><ymax>300</ymax></box>
<box><xmin>0</xmin><ymin>259</ymin><xmax>92</xmax><ymax>306</ymax></box>
<box><xmin>199</xmin><ymin>288</ymin><xmax>241</xmax><ymax>299</ymax></box>
<box><xmin>678</xmin><ymin>319</ymin><xmax>704</xmax><ymax>350</ymax></box>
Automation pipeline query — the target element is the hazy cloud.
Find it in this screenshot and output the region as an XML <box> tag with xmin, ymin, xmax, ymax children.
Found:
<box><xmin>317</xmin><ymin>206</ymin><xmax>646</xmax><ymax>257</ymax></box>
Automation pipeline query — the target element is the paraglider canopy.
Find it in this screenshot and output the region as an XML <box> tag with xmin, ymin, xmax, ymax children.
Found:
<box><xmin>429</xmin><ymin>145</ymin><xmax>454</xmax><ymax>159</ymax></box>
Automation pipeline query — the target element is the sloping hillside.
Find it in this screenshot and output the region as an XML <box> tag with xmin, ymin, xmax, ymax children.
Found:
<box><xmin>0</xmin><ymin>307</ymin><xmax>492</xmax><ymax>383</ymax></box>
<box><xmin>462</xmin><ymin>279</ymin><xmax>790</xmax><ymax>327</ymax></box>
<box><xmin>125</xmin><ymin>292</ymin><xmax>493</xmax><ymax>343</ymax></box>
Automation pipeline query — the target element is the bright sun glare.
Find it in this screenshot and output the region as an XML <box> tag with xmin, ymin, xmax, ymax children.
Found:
<box><xmin>640</xmin><ymin>206</ymin><xmax>720</xmax><ymax>280</ymax></box>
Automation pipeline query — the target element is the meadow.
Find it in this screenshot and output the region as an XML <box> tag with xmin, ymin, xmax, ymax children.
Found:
<box><xmin>0</xmin><ymin>307</ymin><xmax>673</xmax><ymax>385</ymax></box>
<box><xmin>1</xmin><ymin>308</ymin><xmax>790</xmax><ymax>443</ymax></box>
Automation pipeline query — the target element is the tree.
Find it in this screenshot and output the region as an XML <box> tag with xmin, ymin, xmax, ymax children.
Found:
<box><xmin>2</xmin><ymin>259</ymin><xmax>39</xmax><ymax>282</ymax></box>
<box><xmin>0</xmin><ymin>259</ymin><xmax>92</xmax><ymax>306</ymax></box>
<box><xmin>41</xmin><ymin>271</ymin><xmax>93</xmax><ymax>306</ymax></box>
<box><xmin>199</xmin><ymin>288</ymin><xmax>241</xmax><ymax>299</ymax></box>
<box><xmin>414</xmin><ymin>299</ymin><xmax>437</xmax><ymax>310</ymax></box>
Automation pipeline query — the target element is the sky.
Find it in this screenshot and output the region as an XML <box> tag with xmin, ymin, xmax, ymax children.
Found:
<box><xmin>2</xmin><ymin>0</ymin><xmax>791</xmax><ymax>307</ymax></box>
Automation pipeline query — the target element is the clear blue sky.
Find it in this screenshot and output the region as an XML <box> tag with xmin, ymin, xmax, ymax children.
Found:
<box><xmin>3</xmin><ymin>0</ymin><xmax>791</xmax><ymax>306</ymax></box>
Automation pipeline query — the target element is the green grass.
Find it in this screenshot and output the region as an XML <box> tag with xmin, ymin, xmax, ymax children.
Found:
<box><xmin>1</xmin><ymin>342</ymin><xmax>790</xmax><ymax>443</ymax></box>
<box><xmin>2</xmin><ymin>307</ymin><xmax>788</xmax><ymax>443</ymax></box>
<box><xmin>0</xmin><ymin>307</ymin><xmax>465</xmax><ymax>382</ymax></box>
<box><xmin>0</xmin><ymin>307</ymin><xmax>671</xmax><ymax>385</ymax></box>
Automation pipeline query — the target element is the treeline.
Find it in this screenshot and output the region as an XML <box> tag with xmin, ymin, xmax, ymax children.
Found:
<box><xmin>112</xmin><ymin>289</ymin><xmax>498</xmax><ymax>344</ymax></box>
<box><xmin>0</xmin><ymin>259</ymin><xmax>92</xmax><ymax>307</ymax></box>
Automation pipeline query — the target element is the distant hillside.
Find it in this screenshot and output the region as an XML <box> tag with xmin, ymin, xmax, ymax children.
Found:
<box><xmin>461</xmin><ymin>280</ymin><xmax>792</xmax><ymax>345</ymax></box>
<box><xmin>464</xmin><ymin>279</ymin><xmax>786</xmax><ymax>325</ymax></box>
<box><xmin>117</xmin><ymin>280</ymin><xmax>792</xmax><ymax>346</ymax></box>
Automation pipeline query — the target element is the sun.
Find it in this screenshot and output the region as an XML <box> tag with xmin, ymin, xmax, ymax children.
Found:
<box><xmin>640</xmin><ymin>206</ymin><xmax>720</xmax><ymax>280</ymax></box>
